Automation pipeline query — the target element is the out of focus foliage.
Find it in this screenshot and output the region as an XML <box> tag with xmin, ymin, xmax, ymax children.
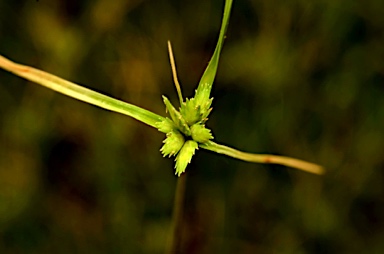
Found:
<box><xmin>1</xmin><ymin>0</ymin><xmax>384</xmax><ymax>253</ymax></box>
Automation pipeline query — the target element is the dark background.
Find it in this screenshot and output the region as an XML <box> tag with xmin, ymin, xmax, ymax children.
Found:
<box><xmin>1</xmin><ymin>0</ymin><xmax>384</xmax><ymax>253</ymax></box>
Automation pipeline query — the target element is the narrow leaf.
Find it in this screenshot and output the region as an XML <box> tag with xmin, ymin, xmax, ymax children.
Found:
<box><xmin>194</xmin><ymin>0</ymin><xmax>233</xmax><ymax>106</ymax></box>
<box><xmin>0</xmin><ymin>54</ymin><xmax>164</xmax><ymax>128</ymax></box>
<box><xmin>200</xmin><ymin>141</ymin><xmax>325</xmax><ymax>175</ymax></box>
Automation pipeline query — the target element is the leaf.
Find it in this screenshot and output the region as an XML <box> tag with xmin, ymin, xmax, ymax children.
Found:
<box><xmin>199</xmin><ymin>141</ymin><xmax>325</xmax><ymax>175</ymax></box>
<box><xmin>194</xmin><ymin>0</ymin><xmax>233</xmax><ymax>111</ymax></box>
<box><xmin>0</xmin><ymin>55</ymin><xmax>164</xmax><ymax>129</ymax></box>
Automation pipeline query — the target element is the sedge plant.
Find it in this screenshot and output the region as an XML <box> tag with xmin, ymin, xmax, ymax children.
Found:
<box><xmin>0</xmin><ymin>0</ymin><xmax>323</xmax><ymax>176</ymax></box>
<box><xmin>0</xmin><ymin>0</ymin><xmax>324</xmax><ymax>251</ymax></box>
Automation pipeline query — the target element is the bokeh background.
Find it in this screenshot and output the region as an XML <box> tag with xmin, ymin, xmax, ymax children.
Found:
<box><xmin>1</xmin><ymin>0</ymin><xmax>384</xmax><ymax>253</ymax></box>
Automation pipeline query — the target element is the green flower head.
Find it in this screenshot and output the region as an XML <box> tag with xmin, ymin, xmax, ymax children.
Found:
<box><xmin>160</xmin><ymin>131</ymin><xmax>185</xmax><ymax>158</ymax></box>
<box><xmin>175</xmin><ymin>140</ymin><xmax>198</xmax><ymax>176</ymax></box>
<box><xmin>190</xmin><ymin>123</ymin><xmax>213</xmax><ymax>143</ymax></box>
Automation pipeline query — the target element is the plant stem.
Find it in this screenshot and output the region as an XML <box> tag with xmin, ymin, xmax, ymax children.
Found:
<box><xmin>167</xmin><ymin>173</ymin><xmax>187</xmax><ymax>254</ymax></box>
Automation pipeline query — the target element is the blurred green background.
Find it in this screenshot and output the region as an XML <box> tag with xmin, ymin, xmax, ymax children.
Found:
<box><xmin>1</xmin><ymin>0</ymin><xmax>384</xmax><ymax>253</ymax></box>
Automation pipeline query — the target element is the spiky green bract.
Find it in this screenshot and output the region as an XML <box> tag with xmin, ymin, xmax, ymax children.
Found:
<box><xmin>193</xmin><ymin>83</ymin><xmax>213</xmax><ymax>120</ymax></box>
<box><xmin>175</xmin><ymin>140</ymin><xmax>198</xmax><ymax>176</ymax></box>
<box><xmin>160</xmin><ymin>131</ymin><xmax>185</xmax><ymax>157</ymax></box>
<box><xmin>162</xmin><ymin>96</ymin><xmax>191</xmax><ymax>136</ymax></box>
<box><xmin>156</xmin><ymin>117</ymin><xmax>177</xmax><ymax>134</ymax></box>
<box><xmin>180</xmin><ymin>98</ymin><xmax>200</xmax><ymax>125</ymax></box>
<box><xmin>180</xmin><ymin>96</ymin><xmax>213</xmax><ymax>125</ymax></box>
<box><xmin>190</xmin><ymin>123</ymin><xmax>213</xmax><ymax>143</ymax></box>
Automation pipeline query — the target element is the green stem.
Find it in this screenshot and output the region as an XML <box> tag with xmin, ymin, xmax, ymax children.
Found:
<box><xmin>167</xmin><ymin>173</ymin><xmax>187</xmax><ymax>254</ymax></box>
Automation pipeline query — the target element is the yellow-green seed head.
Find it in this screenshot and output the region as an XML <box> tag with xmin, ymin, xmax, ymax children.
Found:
<box><xmin>160</xmin><ymin>131</ymin><xmax>185</xmax><ymax>157</ymax></box>
<box><xmin>180</xmin><ymin>98</ymin><xmax>201</xmax><ymax>126</ymax></box>
<box><xmin>162</xmin><ymin>95</ymin><xmax>191</xmax><ymax>136</ymax></box>
<box><xmin>190</xmin><ymin>124</ymin><xmax>213</xmax><ymax>143</ymax></box>
<box><xmin>175</xmin><ymin>140</ymin><xmax>198</xmax><ymax>176</ymax></box>
<box><xmin>156</xmin><ymin>117</ymin><xmax>176</xmax><ymax>133</ymax></box>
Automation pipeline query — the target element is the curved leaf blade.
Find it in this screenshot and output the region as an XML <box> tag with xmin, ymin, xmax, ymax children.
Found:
<box><xmin>200</xmin><ymin>141</ymin><xmax>325</xmax><ymax>175</ymax></box>
<box><xmin>0</xmin><ymin>54</ymin><xmax>164</xmax><ymax>128</ymax></box>
<box><xmin>194</xmin><ymin>0</ymin><xmax>233</xmax><ymax>106</ymax></box>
